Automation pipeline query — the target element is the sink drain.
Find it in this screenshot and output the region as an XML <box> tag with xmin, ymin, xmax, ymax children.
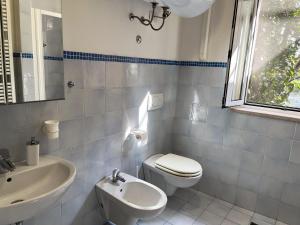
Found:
<box><xmin>11</xmin><ymin>199</ymin><xmax>24</xmax><ymax>204</ymax></box>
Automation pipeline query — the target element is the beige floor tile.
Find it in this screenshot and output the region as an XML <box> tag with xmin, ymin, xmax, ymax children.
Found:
<box><xmin>214</xmin><ymin>199</ymin><xmax>234</xmax><ymax>208</ymax></box>
<box><xmin>196</xmin><ymin>210</ymin><xmax>224</xmax><ymax>225</ymax></box>
<box><xmin>160</xmin><ymin>208</ymin><xmax>177</xmax><ymax>221</ymax></box>
<box><xmin>275</xmin><ymin>221</ymin><xmax>288</xmax><ymax>225</ymax></box>
<box><xmin>138</xmin><ymin>217</ymin><xmax>167</xmax><ymax>225</ymax></box>
<box><xmin>232</xmin><ymin>206</ymin><xmax>254</xmax><ymax>217</ymax></box>
<box><xmin>252</xmin><ymin>213</ymin><xmax>276</xmax><ymax>225</ymax></box>
<box><xmin>168</xmin><ymin>212</ymin><xmax>196</xmax><ymax>225</ymax></box>
<box><xmin>221</xmin><ymin>220</ymin><xmax>239</xmax><ymax>225</ymax></box>
<box><xmin>226</xmin><ymin>209</ymin><xmax>251</xmax><ymax>225</ymax></box>
<box><xmin>180</xmin><ymin>202</ymin><xmax>206</xmax><ymax>219</ymax></box>
<box><xmin>206</xmin><ymin>201</ymin><xmax>232</xmax><ymax>218</ymax></box>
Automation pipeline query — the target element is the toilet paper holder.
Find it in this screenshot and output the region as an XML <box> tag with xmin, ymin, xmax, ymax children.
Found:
<box><xmin>130</xmin><ymin>129</ymin><xmax>147</xmax><ymax>141</ymax></box>
<box><xmin>43</xmin><ymin>120</ymin><xmax>60</xmax><ymax>139</ymax></box>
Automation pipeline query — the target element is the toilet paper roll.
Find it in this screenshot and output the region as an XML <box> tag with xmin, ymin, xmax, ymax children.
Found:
<box><xmin>130</xmin><ymin>129</ymin><xmax>147</xmax><ymax>141</ymax></box>
<box><xmin>47</xmin><ymin>131</ymin><xmax>59</xmax><ymax>140</ymax></box>
<box><xmin>43</xmin><ymin>120</ymin><xmax>60</xmax><ymax>139</ymax></box>
<box><xmin>44</xmin><ymin>120</ymin><xmax>59</xmax><ymax>132</ymax></box>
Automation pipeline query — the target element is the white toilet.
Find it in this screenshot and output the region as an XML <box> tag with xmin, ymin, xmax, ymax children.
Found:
<box><xmin>143</xmin><ymin>154</ymin><xmax>203</xmax><ymax>196</ymax></box>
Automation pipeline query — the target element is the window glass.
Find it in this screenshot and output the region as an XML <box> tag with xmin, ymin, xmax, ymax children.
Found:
<box><xmin>232</xmin><ymin>0</ymin><xmax>254</xmax><ymax>101</ymax></box>
<box><xmin>223</xmin><ymin>0</ymin><xmax>257</xmax><ymax>107</ymax></box>
<box><xmin>247</xmin><ymin>0</ymin><xmax>300</xmax><ymax>108</ymax></box>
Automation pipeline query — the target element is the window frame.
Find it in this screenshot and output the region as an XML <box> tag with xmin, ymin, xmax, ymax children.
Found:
<box><xmin>223</xmin><ymin>0</ymin><xmax>300</xmax><ymax>112</ymax></box>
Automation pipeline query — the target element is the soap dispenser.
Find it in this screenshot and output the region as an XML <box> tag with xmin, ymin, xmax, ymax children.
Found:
<box><xmin>26</xmin><ymin>137</ymin><xmax>39</xmax><ymax>166</ymax></box>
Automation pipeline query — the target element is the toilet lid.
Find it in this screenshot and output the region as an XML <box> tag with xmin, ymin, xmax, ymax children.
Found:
<box><xmin>155</xmin><ymin>154</ymin><xmax>202</xmax><ymax>176</ymax></box>
<box><xmin>156</xmin><ymin>164</ymin><xmax>202</xmax><ymax>177</ymax></box>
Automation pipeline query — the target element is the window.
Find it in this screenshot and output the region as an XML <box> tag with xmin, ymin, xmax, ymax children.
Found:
<box><xmin>223</xmin><ymin>0</ymin><xmax>300</xmax><ymax>111</ymax></box>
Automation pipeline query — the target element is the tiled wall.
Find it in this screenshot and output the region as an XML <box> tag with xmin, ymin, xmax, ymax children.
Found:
<box><xmin>0</xmin><ymin>59</ymin><xmax>178</xmax><ymax>225</ymax></box>
<box><xmin>3</xmin><ymin>58</ymin><xmax>300</xmax><ymax>225</ymax></box>
<box><xmin>172</xmin><ymin>66</ymin><xmax>300</xmax><ymax>225</ymax></box>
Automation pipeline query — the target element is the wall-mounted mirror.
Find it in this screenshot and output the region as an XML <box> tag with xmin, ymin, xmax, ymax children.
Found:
<box><xmin>0</xmin><ymin>0</ymin><xmax>64</xmax><ymax>105</ymax></box>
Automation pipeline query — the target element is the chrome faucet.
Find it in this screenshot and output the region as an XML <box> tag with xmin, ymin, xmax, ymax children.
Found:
<box><xmin>112</xmin><ymin>168</ymin><xmax>126</xmax><ymax>183</ymax></box>
<box><xmin>0</xmin><ymin>149</ymin><xmax>15</xmax><ymax>174</ymax></box>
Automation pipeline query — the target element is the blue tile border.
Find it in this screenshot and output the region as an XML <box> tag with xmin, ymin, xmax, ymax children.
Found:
<box><xmin>63</xmin><ymin>51</ymin><xmax>228</xmax><ymax>68</ymax></box>
<box><xmin>13</xmin><ymin>51</ymin><xmax>228</xmax><ymax>68</ymax></box>
<box><xmin>13</xmin><ymin>52</ymin><xmax>34</xmax><ymax>59</ymax></box>
<box><xmin>44</xmin><ymin>56</ymin><xmax>64</xmax><ymax>61</ymax></box>
<box><xmin>13</xmin><ymin>52</ymin><xmax>63</xmax><ymax>61</ymax></box>
<box><xmin>22</xmin><ymin>53</ymin><xmax>34</xmax><ymax>59</ymax></box>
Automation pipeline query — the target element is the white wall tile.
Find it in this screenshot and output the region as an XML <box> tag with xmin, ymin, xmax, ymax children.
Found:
<box><xmin>290</xmin><ymin>141</ymin><xmax>300</xmax><ymax>164</ymax></box>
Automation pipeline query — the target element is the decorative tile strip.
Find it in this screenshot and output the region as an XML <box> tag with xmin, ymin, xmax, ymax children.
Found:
<box><xmin>63</xmin><ymin>51</ymin><xmax>227</xmax><ymax>68</ymax></box>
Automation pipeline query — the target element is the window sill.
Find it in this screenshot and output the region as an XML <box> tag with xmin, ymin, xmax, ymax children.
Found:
<box><xmin>231</xmin><ymin>105</ymin><xmax>300</xmax><ymax>122</ymax></box>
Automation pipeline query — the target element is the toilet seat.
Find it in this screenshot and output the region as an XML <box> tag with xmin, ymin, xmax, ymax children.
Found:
<box><xmin>155</xmin><ymin>164</ymin><xmax>202</xmax><ymax>177</ymax></box>
<box><xmin>155</xmin><ymin>154</ymin><xmax>202</xmax><ymax>177</ymax></box>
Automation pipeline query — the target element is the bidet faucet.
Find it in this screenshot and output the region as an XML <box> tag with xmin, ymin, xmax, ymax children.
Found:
<box><xmin>0</xmin><ymin>149</ymin><xmax>16</xmax><ymax>174</ymax></box>
<box><xmin>112</xmin><ymin>168</ymin><xmax>126</xmax><ymax>183</ymax></box>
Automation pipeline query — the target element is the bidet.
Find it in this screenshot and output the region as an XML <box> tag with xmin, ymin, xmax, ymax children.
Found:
<box><xmin>96</xmin><ymin>171</ymin><xmax>167</xmax><ymax>225</ymax></box>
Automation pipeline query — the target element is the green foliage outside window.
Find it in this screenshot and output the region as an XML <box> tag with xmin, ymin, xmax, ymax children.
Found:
<box><xmin>247</xmin><ymin>40</ymin><xmax>300</xmax><ymax>105</ymax></box>
<box><xmin>247</xmin><ymin>3</ymin><xmax>300</xmax><ymax>107</ymax></box>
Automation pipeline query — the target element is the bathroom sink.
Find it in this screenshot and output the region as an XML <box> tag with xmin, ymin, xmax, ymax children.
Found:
<box><xmin>0</xmin><ymin>155</ymin><xmax>76</xmax><ymax>225</ymax></box>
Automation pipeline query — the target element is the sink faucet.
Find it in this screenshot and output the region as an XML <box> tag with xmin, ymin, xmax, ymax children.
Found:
<box><xmin>112</xmin><ymin>168</ymin><xmax>126</xmax><ymax>183</ymax></box>
<box><xmin>0</xmin><ymin>149</ymin><xmax>16</xmax><ymax>174</ymax></box>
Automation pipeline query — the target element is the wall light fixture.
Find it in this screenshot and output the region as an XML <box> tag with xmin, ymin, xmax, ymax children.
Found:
<box><xmin>129</xmin><ymin>2</ymin><xmax>171</xmax><ymax>31</ymax></box>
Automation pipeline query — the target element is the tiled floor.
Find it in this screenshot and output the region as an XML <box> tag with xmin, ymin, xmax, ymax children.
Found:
<box><xmin>137</xmin><ymin>189</ymin><xmax>288</xmax><ymax>225</ymax></box>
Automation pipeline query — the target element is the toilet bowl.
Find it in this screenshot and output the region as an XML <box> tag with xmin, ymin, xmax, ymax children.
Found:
<box><xmin>143</xmin><ymin>154</ymin><xmax>203</xmax><ymax>196</ymax></box>
<box><xmin>95</xmin><ymin>172</ymin><xmax>167</xmax><ymax>225</ymax></box>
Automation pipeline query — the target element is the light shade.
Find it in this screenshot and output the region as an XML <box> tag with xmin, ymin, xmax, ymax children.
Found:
<box><xmin>143</xmin><ymin>0</ymin><xmax>216</xmax><ymax>18</ymax></box>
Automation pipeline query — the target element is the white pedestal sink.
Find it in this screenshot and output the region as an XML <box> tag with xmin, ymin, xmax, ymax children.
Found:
<box><xmin>0</xmin><ymin>155</ymin><xmax>76</xmax><ymax>225</ymax></box>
